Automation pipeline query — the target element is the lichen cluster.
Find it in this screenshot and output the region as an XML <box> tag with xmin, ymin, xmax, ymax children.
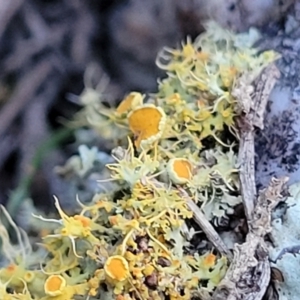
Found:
<box><xmin>0</xmin><ymin>22</ymin><xmax>278</xmax><ymax>300</ymax></box>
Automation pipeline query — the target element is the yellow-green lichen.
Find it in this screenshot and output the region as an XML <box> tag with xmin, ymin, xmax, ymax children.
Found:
<box><xmin>0</xmin><ymin>21</ymin><xmax>279</xmax><ymax>300</ymax></box>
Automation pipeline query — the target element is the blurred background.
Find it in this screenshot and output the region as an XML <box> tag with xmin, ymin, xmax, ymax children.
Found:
<box><xmin>0</xmin><ymin>0</ymin><xmax>296</xmax><ymax>223</ymax></box>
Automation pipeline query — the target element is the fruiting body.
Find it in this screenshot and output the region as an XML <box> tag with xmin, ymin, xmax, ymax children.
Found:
<box><xmin>167</xmin><ymin>158</ymin><xmax>193</xmax><ymax>184</ymax></box>
<box><xmin>44</xmin><ymin>275</ymin><xmax>66</xmax><ymax>296</ymax></box>
<box><xmin>128</xmin><ymin>104</ymin><xmax>166</xmax><ymax>149</ymax></box>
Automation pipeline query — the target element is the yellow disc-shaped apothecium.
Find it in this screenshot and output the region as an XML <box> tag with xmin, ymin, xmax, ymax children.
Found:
<box><xmin>44</xmin><ymin>275</ymin><xmax>66</xmax><ymax>296</ymax></box>
<box><xmin>104</xmin><ymin>255</ymin><xmax>129</xmax><ymax>282</ymax></box>
<box><xmin>128</xmin><ymin>104</ymin><xmax>166</xmax><ymax>149</ymax></box>
<box><xmin>116</xmin><ymin>92</ymin><xmax>144</xmax><ymax>115</ymax></box>
<box><xmin>167</xmin><ymin>158</ymin><xmax>193</xmax><ymax>184</ymax></box>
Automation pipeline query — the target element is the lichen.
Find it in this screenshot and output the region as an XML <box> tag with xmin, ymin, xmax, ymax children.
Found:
<box><xmin>0</xmin><ymin>20</ymin><xmax>279</xmax><ymax>300</ymax></box>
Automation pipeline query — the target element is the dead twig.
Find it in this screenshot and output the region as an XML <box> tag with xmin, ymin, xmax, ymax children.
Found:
<box><xmin>177</xmin><ymin>186</ymin><xmax>232</xmax><ymax>259</ymax></box>
<box><xmin>3</xmin><ymin>25</ymin><xmax>68</xmax><ymax>74</ymax></box>
<box><xmin>0</xmin><ymin>132</ymin><xmax>19</xmax><ymax>170</ymax></box>
<box><xmin>212</xmin><ymin>64</ymin><xmax>282</xmax><ymax>300</ymax></box>
<box><xmin>235</xmin><ymin>64</ymin><xmax>280</xmax><ymax>221</ymax></box>
<box><xmin>70</xmin><ymin>2</ymin><xmax>95</xmax><ymax>68</ymax></box>
<box><xmin>185</xmin><ymin>197</ymin><xmax>233</xmax><ymax>260</ymax></box>
<box><xmin>19</xmin><ymin>73</ymin><xmax>63</xmax><ymax>177</ymax></box>
<box><xmin>0</xmin><ymin>61</ymin><xmax>52</xmax><ymax>138</ymax></box>
<box><xmin>0</xmin><ymin>0</ymin><xmax>24</xmax><ymax>40</ymax></box>
<box><xmin>213</xmin><ymin>177</ymin><xmax>288</xmax><ymax>300</ymax></box>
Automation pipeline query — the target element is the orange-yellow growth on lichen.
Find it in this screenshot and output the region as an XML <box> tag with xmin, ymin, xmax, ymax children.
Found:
<box><xmin>167</xmin><ymin>158</ymin><xmax>193</xmax><ymax>184</ymax></box>
<box><xmin>44</xmin><ymin>275</ymin><xmax>66</xmax><ymax>296</ymax></box>
<box><xmin>128</xmin><ymin>104</ymin><xmax>166</xmax><ymax>149</ymax></box>
<box><xmin>203</xmin><ymin>253</ymin><xmax>216</xmax><ymax>268</ymax></box>
<box><xmin>73</xmin><ymin>215</ymin><xmax>91</xmax><ymax>227</ymax></box>
<box><xmin>104</xmin><ymin>256</ymin><xmax>129</xmax><ymax>282</ymax></box>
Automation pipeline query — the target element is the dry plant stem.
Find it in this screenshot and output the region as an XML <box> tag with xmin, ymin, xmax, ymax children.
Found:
<box><xmin>238</xmin><ymin>131</ymin><xmax>256</xmax><ymax>221</ymax></box>
<box><xmin>185</xmin><ymin>197</ymin><xmax>233</xmax><ymax>260</ymax></box>
<box><xmin>177</xmin><ymin>186</ymin><xmax>232</xmax><ymax>259</ymax></box>
<box><xmin>237</xmin><ymin>64</ymin><xmax>280</xmax><ymax>221</ymax></box>
<box><xmin>213</xmin><ymin>177</ymin><xmax>288</xmax><ymax>300</ymax></box>
<box><xmin>153</xmin><ymin>180</ymin><xmax>232</xmax><ymax>259</ymax></box>
<box><xmin>0</xmin><ymin>0</ymin><xmax>24</xmax><ymax>39</ymax></box>
<box><xmin>70</xmin><ymin>2</ymin><xmax>95</xmax><ymax>68</ymax></box>
<box><xmin>0</xmin><ymin>61</ymin><xmax>52</xmax><ymax>138</ymax></box>
<box><xmin>20</xmin><ymin>74</ymin><xmax>62</xmax><ymax>177</ymax></box>
<box><xmin>212</xmin><ymin>65</ymin><xmax>281</xmax><ymax>300</ymax></box>
<box><xmin>0</xmin><ymin>133</ymin><xmax>19</xmax><ymax>169</ymax></box>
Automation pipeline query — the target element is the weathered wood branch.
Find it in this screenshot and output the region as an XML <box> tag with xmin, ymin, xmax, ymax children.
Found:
<box><xmin>212</xmin><ymin>64</ymin><xmax>285</xmax><ymax>300</ymax></box>
<box><xmin>0</xmin><ymin>61</ymin><xmax>52</xmax><ymax>138</ymax></box>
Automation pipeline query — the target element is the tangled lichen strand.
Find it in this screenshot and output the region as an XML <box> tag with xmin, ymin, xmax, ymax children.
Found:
<box><xmin>0</xmin><ymin>21</ymin><xmax>279</xmax><ymax>300</ymax></box>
